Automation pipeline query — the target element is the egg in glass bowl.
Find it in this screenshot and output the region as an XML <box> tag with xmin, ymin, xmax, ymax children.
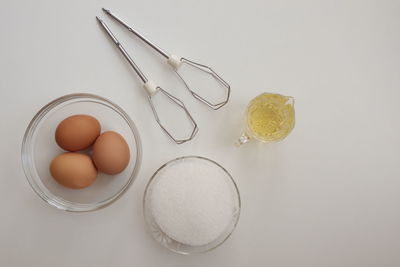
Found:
<box><xmin>21</xmin><ymin>93</ymin><xmax>142</xmax><ymax>212</ymax></box>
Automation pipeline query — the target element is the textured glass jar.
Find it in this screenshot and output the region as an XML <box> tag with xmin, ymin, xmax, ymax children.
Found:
<box><xmin>143</xmin><ymin>156</ymin><xmax>241</xmax><ymax>254</ymax></box>
<box><xmin>236</xmin><ymin>93</ymin><xmax>295</xmax><ymax>146</ymax></box>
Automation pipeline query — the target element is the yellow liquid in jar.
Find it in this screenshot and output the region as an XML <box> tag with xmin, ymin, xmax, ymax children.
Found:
<box><xmin>246</xmin><ymin>93</ymin><xmax>295</xmax><ymax>142</ymax></box>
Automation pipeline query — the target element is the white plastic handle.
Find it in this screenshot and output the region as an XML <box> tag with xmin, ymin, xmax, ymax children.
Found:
<box><xmin>167</xmin><ymin>54</ymin><xmax>182</xmax><ymax>69</ymax></box>
<box><xmin>143</xmin><ymin>80</ymin><xmax>159</xmax><ymax>96</ymax></box>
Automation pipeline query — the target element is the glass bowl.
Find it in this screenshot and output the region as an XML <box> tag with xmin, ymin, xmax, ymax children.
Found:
<box><xmin>143</xmin><ymin>156</ymin><xmax>241</xmax><ymax>254</ymax></box>
<box><xmin>21</xmin><ymin>93</ymin><xmax>142</xmax><ymax>212</ymax></box>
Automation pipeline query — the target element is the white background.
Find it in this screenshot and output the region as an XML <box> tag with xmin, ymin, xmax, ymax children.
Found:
<box><xmin>1</xmin><ymin>0</ymin><xmax>400</xmax><ymax>266</ymax></box>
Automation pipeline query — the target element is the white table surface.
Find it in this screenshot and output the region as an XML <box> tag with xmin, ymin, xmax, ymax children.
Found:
<box><xmin>1</xmin><ymin>0</ymin><xmax>400</xmax><ymax>266</ymax></box>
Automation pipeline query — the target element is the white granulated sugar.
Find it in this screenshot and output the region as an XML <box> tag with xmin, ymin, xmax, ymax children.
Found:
<box><xmin>150</xmin><ymin>158</ymin><xmax>235</xmax><ymax>246</ymax></box>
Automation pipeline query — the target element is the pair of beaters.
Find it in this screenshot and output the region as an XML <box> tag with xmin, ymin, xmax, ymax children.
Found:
<box><xmin>97</xmin><ymin>8</ymin><xmax>230</xmax><ymax>144</ymax></box>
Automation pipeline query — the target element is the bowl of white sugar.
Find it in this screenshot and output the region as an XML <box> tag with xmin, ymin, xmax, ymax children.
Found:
<box><xmin>143</xmin><ymin>156</ymin><xmax>241</xmax><ymax>254</ymax></box>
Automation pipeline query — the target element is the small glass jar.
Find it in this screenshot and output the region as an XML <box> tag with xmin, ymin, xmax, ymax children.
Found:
<box><xmin>236</xmin><ymin>93</ymin><xmax>295</xmax><ymax>146</ymax></box>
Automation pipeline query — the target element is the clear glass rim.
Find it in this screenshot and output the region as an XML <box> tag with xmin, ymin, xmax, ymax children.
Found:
<box><xmin>245</xmin><ymin>92</ymin><xmax>295</xmax><ymax>143</ymax></box>
<box><xmin>21</xmin><ymin>93</ymin><xmax>142</xmax><ymax>212</ymax></box>
<box><xmin>143</xmin><ymin>155</ymin><xmax>241</xmax><ymax>254</ymax></box>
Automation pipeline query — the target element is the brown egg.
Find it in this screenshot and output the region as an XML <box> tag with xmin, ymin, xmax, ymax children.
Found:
<box><xmin>50</xmin><ymin>153</ymin><xmax>97</xmax><ymax>189</ymax></box>
<box><xmin>92</xmin><ymin>131</ymin><xmax>130</xmax><ymax>175</ymax></box>
<box><xmin>55</xmin><ymin>114</ymin><xmax>101</xmax><ymax>151</ymax></box>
